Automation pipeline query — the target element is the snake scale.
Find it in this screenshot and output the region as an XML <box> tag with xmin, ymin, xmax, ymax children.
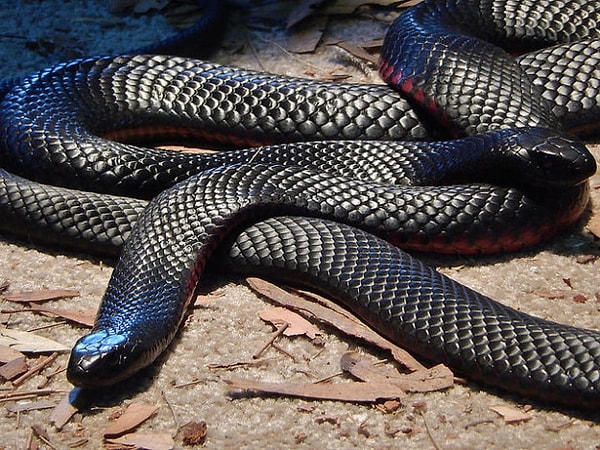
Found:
<box><xmin>0</xmin><ymin>0</ymin><xmax>599</xmax><ymax>409</ymax></box>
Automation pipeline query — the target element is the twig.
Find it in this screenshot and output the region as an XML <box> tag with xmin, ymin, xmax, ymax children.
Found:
<box><xmin>0</xmin><ymin>388</ymin><xmax>61</xmax><ymax>401</ymax></box>
<box><xmin>245</xmin><ymin>31</ymin><xmax>266</xmax><ymax>71</ymax></box>
<box><xmin>13</xmin><ymin>353</ymin><xmax>59</xmax><ymax>387</ymax></box>
<box><xmin>253</xmin><ymin>323</ymin><xmax>289</xmax><ymax>359</ymax></box>
<box><xmin>247</xmin><ymin>146</ymin><xmax>265</xmax><ymax>164</ymax></box>
<box><xmin>161</xmin><ymin>390</ymin><xmax>181</xmax><ymax>431</ymax></box>
<box><xmin>256</xmin><ymin>36</ymin><xmax>332</xmax><ymax>76</ymax></box>
<box><xmin>271</xmin><ymin>342</ymin><xmax>298</xmax><ymax>362</ymax></box>
<box><xmin>206</xmin><ymin>356</ymin><xmax>282</xmax><ymax>371</ymax></box>
<box><xmin>26</xmin><ymin>321</ymin><xmax>67</xmax><ymax>332</ymax></box>
<box><xmin>421</xmin><ymin>412</ymin><xmax>442</xmax><ymax>450</ymax></box>
<box><xmin>31</xmin><ymin>424</ymin><xmax>58</xmax><ymax>450</ymax></box>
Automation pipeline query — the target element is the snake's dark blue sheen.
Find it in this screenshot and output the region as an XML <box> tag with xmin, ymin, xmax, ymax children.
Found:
<box><xmin>0</xmin><ymin>0</ymin><xmax>597</xmax><ymax>409</ymax></box>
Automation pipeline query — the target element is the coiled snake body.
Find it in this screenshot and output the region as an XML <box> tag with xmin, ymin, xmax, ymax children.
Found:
<box><xmin>1</xmin><ymin>0</ymin><xmax>600</xmax><ymax>409</ymax></box>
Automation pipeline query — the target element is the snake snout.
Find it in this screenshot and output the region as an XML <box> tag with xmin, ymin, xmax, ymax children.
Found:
<box><xmin>515</xmin><ymin>128</ymin><xmax>597</xmax><ymax>185</ymax></box>
<box><xmin>67</xmin><ymin>330</ymin><xmax>143</xmax><ymax>388</ymax></box>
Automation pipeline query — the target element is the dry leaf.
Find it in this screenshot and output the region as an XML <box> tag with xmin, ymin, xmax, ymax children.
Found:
<box><xmin>105</xmin><ymin>432</ymin><xmax>174</xmax><ymax>450</ymax></box>
<box><xmin>132</xmin><ymin>0</ymin><xmax>169</xmax><ymax>14</ymax></box>
<box><xmin>181</xmin><ymin>421</ymin><xmax>208</xmax><ymax>445</ymax></box>
<box><xmin>6</xmin><ymin>399</ymin><xmax>56</xmax><ymax>413</ymax></box>
<box><xmin>341</xmin><ymin>351</ymin><xmax>400</xmax><ymax>382</ymax></box>
<box><xmin>586</xmin><ymin>211</ymin><xmax>600</xmax><ymax>239</ymax></box>
<box><xmin>341</xmin><ymin>352</ymin><xmax>453</xmax><ymax>393</ymax></box>
<box><xmin>287</xmin><ymin>15</ymin><xmax>328</xmax><ymax>53</ymax></box>
<box><xmin>332</xmin><ymin>41</ymin><xmax>379</xmax><ymax>65</ymax></box>
<box><xmin>0</xmin><ymin>356</ymin><xmax>29</xmax><ymax>380</ymax></box>
<box><xmin>246</xmin><ymin>278</ymin><xmax>426</xmax><ymax>372</ymax></box>
<box><xmin>532</xmin><ymin>290</ymin><xmax>565</xmax><ymax>300</ymax></box>
<box><xmin>0</xmin><ymin>327</ymin><xmax>69</xmax><ymax>353</ymax></box>
<box><xmin>50</xmin><ymin>392</ymin><xmax>79</xmax><ymax>431</ymax></box>
<box><xmin>27</xmin><ymin>304</ymin><xmax>96</xmax><ymax>327</ymax></box>
<box><xmin>322</xmin><ymin>0</ymin><xmax>416</xmax><ymax>15</ymax></box>
<box><xmin>489</xmin><ymin>405</ymin><xmax>532</xmax><ymax>424</ymax></box>
<box><xmin>104</xmin><ymin>402</ymin><xmax>160</xmax><ymax>438</ymax></box>
<box><xmin>286</xmin><ymin>0</ymin><xmax>326</xmax><ymax>28</ymax></box>
<box><xmin>576</xmin><ymin>254</ymin><xmax>596</xmax><ymax>264</ymax></box>
<box><xmin>193</xmin><ymin>289</ymin><xmax>226</xmax><ymax>306</ymax></box>
<box><xmin>380</xmin><ymin>399</ymin><xmax>402</xmax><ymax>413</ymax></box>
<box><xmin>164</xmin><ymin>1</ymin><xmax>204</xmax><ymax>30</ymax></box>
<box><xmin>0</xmin><ymin>344</ymin><xmax>25</xmax><ymax>363</ymax></box>
<box><xmin>31</xmin><ymin>425</ymin><xmax>51</xmax><ymax>446</ymax></box>
<box><xmin>225</xmin><ymin>377</ymin><xmax>404</xmax><ymax>402</ymax></box>
<box><xmin>258</xmin><ymin>307</ymin><xmax>322</xmax><ymax>339</ymax></box>
<box><xmin>109</xmin><ymin>0</ymin><xmax>138</xmax><ymax>13</ymax></box>
<box><xmin>393</xmin><ymin>364</ymin><xmax>454</xmax><ymax>393</ymax></box>
<box><xmin>4</xmin><ymin>289</ymin><xmax>80</xmax><ymax>303</ymax></box>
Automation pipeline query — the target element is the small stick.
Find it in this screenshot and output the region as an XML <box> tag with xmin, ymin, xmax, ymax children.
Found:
<box><xmin>253</xmin><ymin>323</ymin><xmax>289</xmax><ymax>359</ymax></box>
<box><xmin>270</xmin><ymin>342</ymin><xmax>298</xmax><ymax>362</ymax></box>
<box><xmin>13</xmin><ymin>353</ymin><xmax>58</xmax><ymax>387</ymax></box>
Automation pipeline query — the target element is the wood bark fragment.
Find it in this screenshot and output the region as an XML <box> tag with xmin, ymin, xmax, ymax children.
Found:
<box><xmin>225</xmin><ymin>377</ymin><xmax>405</xmax><ymax>402</ymax></box>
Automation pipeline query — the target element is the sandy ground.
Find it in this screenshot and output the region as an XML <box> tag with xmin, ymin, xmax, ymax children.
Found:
<box><xmin>0</xmin><ymin>1</ymin><xmax>599</xmax><ymax>449</ymax></box>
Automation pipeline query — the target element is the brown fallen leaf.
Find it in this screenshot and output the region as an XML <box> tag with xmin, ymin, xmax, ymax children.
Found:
<box><xmin>49</xmin><ymin>391</ymin><xmax>79</xmax><ymax>431</ymax></box>
<box><xmin>104</xmin><ymin>402</ymin><xmax>160</xmax><ymax>438</ymax></box>
<box><xmin>3</xmin><ymin>289</ymin><xmax>80</xmax><ymax>303</ymax></box>
<box><xmin>105</xmin><ymin>432</ymin><xmax>174</xmax><ymax>450</ymax></box>
<box><xmin>258</xmin><ymin>307</ymin><xmax>322</xmax><ymax>339</ymax></box>
<box><xmin>109</xmin><ymin>0</ymin><xmax>138</xmax><ymax>13</ymax></box>
<box><xmin>340</xmin><ymin>351</ymin><xmax>453</xmax><ymax>393</ymax></box>
<box><xmin>6</xmin><ymin>399</ymin><xmax>56</xmax><ymax>413</ymax></box>
<box><xmin>13</xmin><ymin>353</ymin><xmax>59</xmax><ymax>387</ymax></box>
<box><xmin>246</xmin><ymin>278</ymin><xmax>427</xmax><ymax>372</ymax></box>
<box><xmin>489</xmin><ymin>405</ymin><xmax>532</xmax><ymax>424</ymax></box>
<box><xmin>225</xmin><ymin>377</ymin><xmax>404</xmax><ymax>402</ymax></box>
<box><xmin>286</xmin><ymin>0</ymin><xmax>326</xmax><ymax>28</ymax></box>
<box><xmin>332</xmin><ymin>41</ymin><xmax>379</xmax><ymax>65</ymax></box>
<box><xmin>0</xmin><ymin>327</ymin><xmax>69</xmax><ymax>353</ymax></box>
<box><xmin>287</xmin><ymin>15</ymin><xmax>328</xmax><ymax>54</ymax></box>
<box><xmin>379</xmin><ymin>399</ymin><xmax>402</xmax><ymax>414</ymax></box>
<box><xmin>27</xmin><ymin>305</ymin><xmax>95</xmax><ymax>328</ymax></box>
<box><xmin>0</xmin><ymin>356</ymin><xmax>29</xmax><ymax>381</ymax></box>
<box><xmin>531</xmin><ymin>290</ymin><xmax>565</xmax><ymax>300</ymax></box>
<box><xmin>576</xmin><ymin>254</ymin><xmax>597</xmax><ymax>264</ymax></box>
<box><xmin>164</xmin><ymin>0</ymin><xmax>204</xmax><ymax>30</ymax></box>
<box><xmin>0</xmin><ymin>344</ymin><xmax>25</xmax><ymax>363</ymax></box>
<box><xmin>322</xmin><ymin>0</ymin><xmax>417</xmax><ymax>15</ymax></box>
<box><xmin>192</xmin><ymin>289</ymin><xmax>226</xmax><ymax>307</ymax></box>
<box><xmin>181</xmin><ymin>421</ymin><xmax>208</xmax><ymax>446</ymax></box>
<box><xmin>31</xmin><ymin>424</ymin><xmax>53</xmax><ymax>448</ymax></box>
<box><xmin>586</xmin><ymin>211</ymin><xmax>600</xmax><ymax>239</ymax></box>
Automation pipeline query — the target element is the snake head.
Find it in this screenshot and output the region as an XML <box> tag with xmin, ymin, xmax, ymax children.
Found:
<box><xmin>509</xmin><ymin>128</ymin><xmax>597</xmax><ymax>186</ymax></box>
<box><xmin>67</xmin><ymin>330</ymin><xmax>153</xmax><ymax>388</ymax></box>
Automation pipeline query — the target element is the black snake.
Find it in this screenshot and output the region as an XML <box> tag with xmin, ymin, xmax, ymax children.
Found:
<box><xmin>0</xmin><ymin>0</ymin><xmax>599</xmax><ymax>409</ymax></box>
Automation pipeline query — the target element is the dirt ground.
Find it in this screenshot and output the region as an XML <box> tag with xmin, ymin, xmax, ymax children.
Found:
<box><xmin>0</xmin><ymin>1</ymin><xmax>599</xmax><ymax>449</ymax></box>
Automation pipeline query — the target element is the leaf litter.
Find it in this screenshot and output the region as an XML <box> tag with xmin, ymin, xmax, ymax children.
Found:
<box><xmin>223</xmin><ymin>278</ymin><xmax>454</xmax><ymax>404</ymax></box>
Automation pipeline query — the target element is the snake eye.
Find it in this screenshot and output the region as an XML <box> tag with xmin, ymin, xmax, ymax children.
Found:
<box><xmin>67</xmin><ymin>331</ymin><xmax>139</xmax><ymax>388</ymax></box>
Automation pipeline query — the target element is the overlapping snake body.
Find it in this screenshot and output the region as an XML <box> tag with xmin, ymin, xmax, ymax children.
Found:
<box><xmin>0</xmin><ymin>1</ymin><xmax>599</xmax><ymax>408</ymax></box>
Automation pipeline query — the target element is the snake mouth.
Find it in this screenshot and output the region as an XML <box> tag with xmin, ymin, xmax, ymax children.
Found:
<box><xmin>67</xmin><ymin>330</ymin><xmax>151</xmax><ymax>388</ymax></box>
